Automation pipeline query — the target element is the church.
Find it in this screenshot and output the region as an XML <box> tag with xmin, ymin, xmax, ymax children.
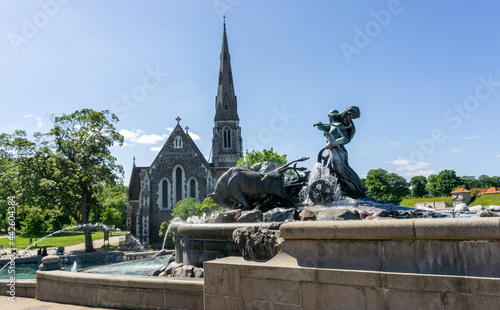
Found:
<box><xmin>126</xmin><ymin>23</ymin><xmax>243</xmax><ymax>246</ymax></box>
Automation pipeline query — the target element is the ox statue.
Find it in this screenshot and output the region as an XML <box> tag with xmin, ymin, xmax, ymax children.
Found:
<box><xmin>209</xmin><ymin>158</ymin><xmax>309</xmax><ymax>211</ymax></box>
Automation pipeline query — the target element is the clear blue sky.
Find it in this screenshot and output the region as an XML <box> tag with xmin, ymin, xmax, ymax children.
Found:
<box><xmin>1</xmin><ymin>0</ymin><xmax>499</xmax><ymax>184</ymax></box>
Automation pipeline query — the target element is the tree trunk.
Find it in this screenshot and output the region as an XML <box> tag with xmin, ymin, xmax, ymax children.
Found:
<box><xmin>83</xmin><ymin>226</ymin><xmax>94</xmax><ymax>252</ymax></box>
<box><xmin>81</xmin><ymin>189</ymin><xmax>94</xmax><ymax>252</ymax></box>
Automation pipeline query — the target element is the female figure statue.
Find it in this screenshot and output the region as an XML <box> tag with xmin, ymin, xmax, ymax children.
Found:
<box><xmin>313</xmin><ymin>106</ymin><xmax>366</xmax><ymax>198</ymax></box>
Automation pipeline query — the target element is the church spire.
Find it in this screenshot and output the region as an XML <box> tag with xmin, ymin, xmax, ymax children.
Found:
<box><xmin>214</xmin><ymin>23</ymin><xmax>239</xmax><ymax>122</ymax></box>
<box><xmin>212</xmin><ymin>22</ymin><xmax>243</xmax><ymax>177</ymax></box>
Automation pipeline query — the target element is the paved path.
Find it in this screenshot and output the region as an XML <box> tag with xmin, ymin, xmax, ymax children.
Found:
<box><xmin>4</xmin><ymin>297</ymin><xmax>112</xmax><ymax>309</ymax></box>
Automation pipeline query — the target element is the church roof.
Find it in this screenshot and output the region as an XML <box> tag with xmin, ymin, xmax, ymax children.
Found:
<box><xmin>150</xmin><ymin>120</ymin><xmax>212</xmax><ymax>171</ymax></box>
<box><xmin>214</xmin><ymin>24</ymin><xmax>239</xmax><ymax>122</ymax></box>
<box><xmin>127</xmin><ymin>163</ymin><xmax>148</xmax><ymax>201</ymax></box>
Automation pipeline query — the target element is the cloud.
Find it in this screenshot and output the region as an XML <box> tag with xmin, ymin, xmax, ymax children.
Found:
<box><xmin>188</xmin><ymin>132</ymin><xmax>201</xmax><ymax>141</ymax></box>
<box><xmin>150</xmin><ymin>146</ymin><xmax>162</xmax><ymax>152</ymax></box>
<box><xmin>166</xmin><ymin>127</ymin><xmax>174</xmax><ymax>132</ymax></box>
<box><xmin>405</xmin><ymin>169</ymin><xmax>436</xmax><ymax>178</ymax></box>
<box><xmin>388</xmin><ymin>159</ymin><xmax>410</xmax><ymax>166</ymax></box>
<box><xmin>388</xmin><ymin>159</ymin><xmax>431</xmax><ymax>173</ymax></box>
<box><xmin>452</xmin><ymin>148</ymin><xmax>462</xmax><ymax>152</ymax></box>
<box><xmin>22</xmin><ymin>114</ymin><xmax>42</xmax><ymax>127</ymax></box>
<box><xmin>120</xmin><ymin>129</ymin><xmax>168</xmax><ymax>144</ymax></box>
<box><xmin>497</xmin><ymin>154</ymin><xmax>500</xmax><ymax>158</ymax></box>
<box><xmin>464</xmin><ymin>136</ymin><xmax>480</xmax><ymax>140</ymax></box>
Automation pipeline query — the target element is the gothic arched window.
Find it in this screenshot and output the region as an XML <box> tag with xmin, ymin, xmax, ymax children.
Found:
<box><xmin>162</xmin><ymin>180</ymin><xmax>169</xmax><ymax>209</ymax></box>
<box><xmin>223</xmin><ymin>127</ymin><xmax>231</xmax><ymax>149</ymax></box>
<box><xmin>175</xmin><ymin>167</ymin><xmax>183</xmax><ymax>203</ymax></box>
<box><xmin>190</xmin><ymin>179</ymin><xmax>196</xmax><ymax>199</ymax></box>
<box><xmin>174</xmin><ymin>136</ymin><xmax>183</xmax><ymax>149</ymax></box>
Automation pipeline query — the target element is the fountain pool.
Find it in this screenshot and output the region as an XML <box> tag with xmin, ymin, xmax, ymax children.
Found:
<box><xmin>84</xmin><ymin>255</ymin><xmax>171</xmax><ymax>276</ymax></box>
<box><xmin>0</xmin><ymin>255</ymin><xmax>171</xmax><ymax>279</ymax></box>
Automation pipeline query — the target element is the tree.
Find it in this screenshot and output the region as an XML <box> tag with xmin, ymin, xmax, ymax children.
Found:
<box><xmin>20</xmin><ymin>207</ymin><xmax>51</xmax><ymax>243</ymax></box>
<box><xmin>435</xmin><ymin>170</ymin><xmax>461</xmax><ymax>196</ymax></box>
<box><xmin>386</xmin><ymin>173</ymin><xmax>410</xmax><ymax>204</ymax></box>
<box><xmin>410</xmin><ymin>176</ymin><xmax>428</xmax><ymax>198</ymax></box>
<box><xmin>236</xmin><ymin>148</ymin><xmax>287</xmax><ymax>168</ymax></box>
<box><xmin>460</xmin><ymin>176</ymin><xmax>477</xmax><ymax>189</ymax></box>
<box><xmin>364</xmin><ymin>169</ymin><xmax>409</xmax><ymax>204</ymax></box>
<box><xmin>426</xmin><ymin>174</ymin><xmax>440</xmax><ymax>197</ymax></box>
<box><xmin>364</xmin><ymin>169</ymin><xmax>389</xmax><ymax>201</ymax></box>
<box><xmin>95</xmin><ymin>184</ymin><xmax>127</xmax><ymax>229</ymax></box>
<box><xmin>1</xmin><ymin>109</ymin><xmax>124</xmax><ymax>252</ymax></box>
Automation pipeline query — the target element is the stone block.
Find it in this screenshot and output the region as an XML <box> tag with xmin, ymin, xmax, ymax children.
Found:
<box><xmin>467</xmin><ymin>277</ymin><xmax>500</xmax><ymax>297</ymax></box>
<box><xmin>203</xmin><ymin>262</ymin><xmax>241</xmax><ymax>297</ymax></box>
<box><xmin>461</xmin><ymin>241</ymin><xmax>500</xmax><ymax>277</ymax></box>
<box><xmin>383</xmin><ymin>272</ymin><xmax>467</xmax><ymax>294</ymax></box>
<box><xmin>241</xmin><ymin>278</ymin><xmax>300</xmax><ymax>304</ymax></box>
<box><xmin>135</xmin><ymin>290</ymin><xmax>164</xmax><ymax>308</ymax></box>
<box><xmin>316</xmin><ymin>269</ymin><xmax>382</xmax><ymax>288</ymax></box>
<box><xmin>300</xmin><ymin>282</ymin><xmax>365</xmax><ymax>310</ymax></box>
<box><xmin>413</xmin><ymin>240</ymin><xmax>465</xmax><ymax>276</ymax></box>
<box><xmin>383</xmin><ymin>288</ymin><xmax>443</xmax><ymax>309</ymax></box>
<box><xmin>313</xmin><ymin>240</ymin><xmax>382</xmax><ymax>270</ymax></box>
<box><xmin>382</xmin><ymin>240</ymin><xmax>418</xmax><ymax>273</ymax></box>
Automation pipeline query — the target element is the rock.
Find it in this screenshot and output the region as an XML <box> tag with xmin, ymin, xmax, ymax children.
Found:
<box><xmin>232</xmin><ymin>226</ymin><xmax>283</xmax><ymax>260</ymax></box>
<box><xmin>397</xmin><ymin>211</ymin><xmax>411</xmax><ymax>218</ymax></box>
<box><xmin>358</xmin><ymin>210</ymin><xmax>370</xmax><ymax>219</ymax></box>
<box><xmin>193</xmin><ymin>267</ymin><xmax>204</xmax><ymax>278</ymax></box>
<box><xmin>374</xmin><ymin>210</ymin><xmax>392</xmax><ymax>218</ymax></box>
<box><xmin>318</xmin><ymin>209</ymin><xmax>359</xmax><ymax>220</ymax></box>
<box><xmin>476</xmin><ymin>209</ymin><xmax>499</xmax><ymax>217</ymax></box>
<box><xmin>173</xmin><ymin>265</ymin><xmax>195</xmax><ymax>278</ymax></box>
<box><xmin>213</xmin><ymin>210</ymin><xmax>241</xmax><ymax>223</ymax></box>
<box><xmin>264</xmin><ymin>208</ymin><xmax>297</xmax><ymax>222</ymax></box>
<box><xmin>454</xmin><ymin>203</ymin><xmax>469</xmax><ymax>212</ymax></box>
<box><xmin>151</xmin><ymin>269</ymin><xmax>162</xmax><ymax>276</ymax></box>
<box><xmin>469</xmin><ymin>205</ymin><xmax>485</xmax><ymax>212</ymax></box>
<box><xmin>411</xmin><ymin>209</ymin><xmax>423</xmax><ymax>218</ymax></box>
<box><xmin>237</xmin><ymin>210</ymin><xmax>263</xmax><ymax>223</ymax></box>
<box><xmin>41</xmin><ymin>255</ymin><xmax>61</xmax><ymax>265</ymax></box>
<box><xmin>299</xmin><ymin>209</ymin><xmax>317</xmax><ymax>221</ymax></box>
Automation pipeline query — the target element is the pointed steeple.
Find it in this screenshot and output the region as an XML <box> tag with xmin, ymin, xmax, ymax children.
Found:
<box><xmin>211</xmin><ymin>22</ymin><xmax>243</xmax><ymax>177</ymax></box>
<box><xmin>215</xmin><ymin>23</ymin><xmax>239</xmax><ymax>121</ymax></box>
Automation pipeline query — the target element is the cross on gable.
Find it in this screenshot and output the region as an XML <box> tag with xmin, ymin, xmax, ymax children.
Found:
<box><xmin>185</xmin><ymin>126</ymin><xmax>189</xmax><ymax>133</ymax></box>
<box><xmin>175</xmin><ymin>116</ymin><xmax>181</xmax><ymax>125</ymax></box>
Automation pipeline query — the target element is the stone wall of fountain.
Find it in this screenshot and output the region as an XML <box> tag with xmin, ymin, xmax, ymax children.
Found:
<box><xmin>170</xmin><ymin>221</ymin><xmax>280</xmax><ymax>267</ymax></box>
<box><xmin>204</xmin><ymin>218</ymin><xmax>500</xmax><ymax>309</ymax></box>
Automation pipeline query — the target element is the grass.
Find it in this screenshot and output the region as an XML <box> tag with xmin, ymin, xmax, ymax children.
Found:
<box><xmin>4</xmin><ymin>231</ymin><xmax>123</xmax><ymax>250</ymax></box>
<box><xmin>400</xmin><ymin>196</ymin><xmax>453</xmax><ymax>208</ymax></box>
<box><xmin>469</xmin><ymin>194</ymin><xmax>500</xmax><ymax>207</ymax></box>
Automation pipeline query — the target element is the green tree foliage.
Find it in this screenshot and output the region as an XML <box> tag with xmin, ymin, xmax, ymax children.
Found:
<box><xmin>435</xmin><ymin>170</ymin><xmax>461</xmax><ymax>196</ymax></box>
<box><xmin>95</xmin><ymin>184</ymin><xmax>127</xmax><ymax>229</ymax></box>
<box><xmin>1</xmin><ymin>109</ymin><xmax>124</xmax><ymax>252</ymax></box>
<box><xmin>425</xmin><ymin>174</ymin><xmax>439</xmax><ymax>197</ymax></box>
<box><xmin>410</xmin><ymin>176</ymin><xmax>428</xmax><ymax>198</ymax></box>
<box><xmin>236</xmin><ymin>148</ymin><xmax>287</xmax><ymax>168</ymax></box>
<box><xmin>20</xmin><ymin>207</ymin><xmax>51</xmax><ymax>242</ymax></box>
<box><xmin>364</xmin><ymin>169</ymin><xmax>389</xmax><ymax>201</ymax></box>
<box><xmin>159</xmin><ymin>197</ymin><xmax>223</xmax><ymax>249</ymax></box>
<box><xmin>364</xmin><ymin>169</ymin><xmax>410</xmax><ymax>204</ymax></box>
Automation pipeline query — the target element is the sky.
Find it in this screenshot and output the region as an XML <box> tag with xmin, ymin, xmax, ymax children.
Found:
<box><xmin>1</xmin><ymin>0</ymin><xmax>499</xmax><ymax>184</ymax></box>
